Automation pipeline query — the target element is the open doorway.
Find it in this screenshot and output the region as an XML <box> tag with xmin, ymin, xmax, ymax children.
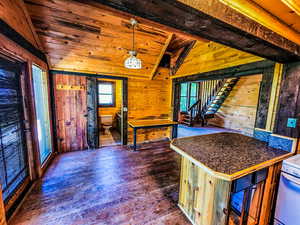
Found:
<box><xmin>174</xmin><ymin>75</ymin><xmax>263</xmax><ymax>138</ymax></box>
<box><xmin>52</xmin><ymin>71</ymin><xmax>128</xmax><ymax>153</ymax></box>
<box><xmin>97</xmin><ymin>78</ymin><xmax>123</xmax><ymax>147</ymax></box>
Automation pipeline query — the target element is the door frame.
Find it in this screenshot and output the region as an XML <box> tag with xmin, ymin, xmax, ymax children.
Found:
<box><xmin>49</xmin><ymin>70</ymin><xmax>128</xmax><ymax>148</ymax></box>
<box><xmin>171</xmin><ymin>60</ymin><xmax>276</xmax><ymax>135</ymax></box>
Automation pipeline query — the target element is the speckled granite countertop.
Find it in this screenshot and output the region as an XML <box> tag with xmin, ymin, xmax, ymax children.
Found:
<box><xmin>171</xmin><ymin>132</ymin><xmax>292</xmax><ymax>180</ymax></box>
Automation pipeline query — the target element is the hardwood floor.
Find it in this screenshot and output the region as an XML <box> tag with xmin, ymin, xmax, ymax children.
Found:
<box><xmin>10</xmin><ymin>141</ymin><xmax>190</xmax><ymax>225</ymax></box>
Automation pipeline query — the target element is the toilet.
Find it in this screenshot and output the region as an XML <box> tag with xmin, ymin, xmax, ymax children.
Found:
<box><xmin>100</xmin><ymin>115</ymin><xmax>113</xmax><ymax>134</ymax></box>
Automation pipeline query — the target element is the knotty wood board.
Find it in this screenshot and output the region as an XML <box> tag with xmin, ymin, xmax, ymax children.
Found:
<box><xmin>24</xmin><ymin>0</ymin><xmax>198</xmax><ymax>78</ymax></box>
<box><xmin>174</xmin><ymin>41</ymin><xmax>262</xmax><ymax>78</ymax></box>
<box><xmin>209</xmin><ymin>75</ymin><xmax>262</xmax><ymax>136</ymax></box>
<box><xmin>127</xmin><ymin>71</ymin><xmax>172</xmax><ymax>143</ymax></box>
<box><xmin>179</xmin><ymin>156</ymin><xmax>231</xmax><ymax>225</ymax></box>
<box><xmin>53</xmin><ymin>74</ymin><xmax>88</xmax><ymax>152</ymax></box>
<box><xmin>0</xmin><ymin>0</ymin><xmax>41</xmax><ymax>49</ymax></box>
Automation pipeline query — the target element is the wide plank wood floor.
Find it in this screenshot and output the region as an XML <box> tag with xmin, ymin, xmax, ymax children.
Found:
<box><xmin>10</xmin><ymin>141</ymin><xmax>190</xmax><ymax>225</ymax></box>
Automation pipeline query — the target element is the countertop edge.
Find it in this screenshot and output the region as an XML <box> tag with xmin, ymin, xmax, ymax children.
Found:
<box><xmin>170</xmin><ymin>141</ymin><xmax>294</xmax><ymax>181</ymax></box>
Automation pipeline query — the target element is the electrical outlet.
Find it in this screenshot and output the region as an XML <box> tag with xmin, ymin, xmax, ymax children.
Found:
<box><xmin>287</xmin><ymin>118</ymin><xmax>298</xmax><ymax>128</ymax></box>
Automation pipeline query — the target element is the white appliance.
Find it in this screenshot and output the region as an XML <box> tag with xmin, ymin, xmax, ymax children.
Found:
<box><xmin>274</xmin><ymin>154</ymin><xmax>300</xmax><ymax>225</ymax></box>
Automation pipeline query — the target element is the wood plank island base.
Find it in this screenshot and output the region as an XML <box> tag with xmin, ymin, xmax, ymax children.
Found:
<box><xmin>170</xmin><ymin>133</ymin><xmax>295</xmax><ymax>225</ymax></box>
<box><xmin>128</xmin><ymin>120</ymin><xmax>178</xmax><ymax>151</ymax></box>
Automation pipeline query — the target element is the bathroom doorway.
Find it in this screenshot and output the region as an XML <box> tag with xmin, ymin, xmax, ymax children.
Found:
<box><xmin>98</xmin><ymin>78</ymin><xmax>124</xmax><ymax>147</ymax></box>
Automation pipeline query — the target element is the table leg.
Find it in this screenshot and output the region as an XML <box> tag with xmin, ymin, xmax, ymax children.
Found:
<box><xmin>133</xmin><ymin>128</ymin><xmax>137</xmax><ymax>151</ymax></box>
<box><xmin>172</xmin><ymin>124</ymin><xmax>178</xmax><ymax>139</ymax></box>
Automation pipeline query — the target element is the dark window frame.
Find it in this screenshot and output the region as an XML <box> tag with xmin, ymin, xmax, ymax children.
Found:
<box><xmin>98</xmin><ymin>80</ymin><xmax>116</xmax><ymax>107</ymax></box>
<box><xmin>180</xmin><ymin>82</ymin><xmax>199</xmax><ymax>112</ymax></box>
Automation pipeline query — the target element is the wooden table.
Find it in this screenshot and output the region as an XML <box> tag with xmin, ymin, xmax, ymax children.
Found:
<box><xmin>128</xmin><ymin>119</ymin><xmax>178</xmax><ymax>151</ymax></box>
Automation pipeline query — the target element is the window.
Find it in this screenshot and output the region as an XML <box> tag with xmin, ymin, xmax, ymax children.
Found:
<box><xmin>98</xmin><ymin>81</ymin><xmax>115</xmax><ymax>107</ymax></box>
<box><xmin>0</xmin><ymin>57</ymin><xmax>29</xmax><ymax>202</ymax></box>
<box><xmin>180</xmin><ymin>82</ymin><xmax>199</xmax><ymax>112</ymax></box>
<box><xmin>32</xmin><ymin>65</ymin><xmax>52</xmax><ymax>164</ymax></box>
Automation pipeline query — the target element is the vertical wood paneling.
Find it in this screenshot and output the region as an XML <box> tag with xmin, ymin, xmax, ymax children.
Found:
<box><xmin>179</xmin><ymin>156</ymin><xmax>231</xmax><ymax>225</ymax></box>
<box><xmin>274</xmin><ymin>62</ymin><xmax>300</xmax><ymax>138</ymax></box>
<box><xmin>53</xmin><ymin>74</ymin><xmax>88</xmax><ymax>152</ymax></box>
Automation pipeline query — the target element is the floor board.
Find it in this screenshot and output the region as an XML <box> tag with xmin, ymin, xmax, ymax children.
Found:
<box><xmin>9</xmin><ymin>141</ymin><xmax>190</xmax><ymax>225</ymax></box>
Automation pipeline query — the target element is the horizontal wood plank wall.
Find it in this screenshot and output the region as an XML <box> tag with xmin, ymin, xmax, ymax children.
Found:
<box><xmin>0</xmin><ymin>0</ymin><xmax>41</xmax><ymax>49</ymax></box>
<box><xmin>209</xmin><ymin>75</ymin><xmax>262</xmax><ymax>136</ymax></box>
<box><xmin>128</xmin><ymin>71</ymin><xmax>172</xmax><ymax>143</ymax></box>
<box><xmin>274</xmin><ymin>62</ymin><xmax>300</xmax><ymax>138</ymax></box>
<box><xmin>98</xmin><ymin>78</ymin><xmax>122</xmax><ymax>117</ymax></box>
<box><xmin>53</xmin><ymin>74</ymin><xmax>88</xmax><ymax>152</ymax></box>
<box><xmin>173</xmin><ymin>41</ymin><xmax>262</xmax><ymax>77</ymax></box>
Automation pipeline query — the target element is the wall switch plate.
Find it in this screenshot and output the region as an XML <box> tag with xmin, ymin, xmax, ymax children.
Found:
<box><xmin>287</xmin><ymin>118</ymin><xmax>298</xmax><ymax>128</ymax></box>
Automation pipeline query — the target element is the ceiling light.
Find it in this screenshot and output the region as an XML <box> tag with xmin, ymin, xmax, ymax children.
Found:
<box><xmin>124</xmin><ymin>19</ymin><xmax>142</xmax><ymax>69</ymax></box>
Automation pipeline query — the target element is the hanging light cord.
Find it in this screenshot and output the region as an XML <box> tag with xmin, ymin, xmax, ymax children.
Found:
<box><xmin>132</xmin><ymin>22</ymin><xmax>135</xmax><ymax>53</ymax></box>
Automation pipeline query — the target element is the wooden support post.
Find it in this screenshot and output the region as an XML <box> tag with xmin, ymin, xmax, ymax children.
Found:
<box><xmin>266</xmin><ymin>63</ymin><xmax>284</xmax><ymax>132</ymax></box>
<box><xmin>0</xmin><ymin>186</ymin><xmax>7</xmax><ymax>225</ymax></box>
<box><xmin>150</xmin><ymin>33</ymin><xmax>173</xmax><ymax>80</ymax></box>
<box><xmin>259</xmin><ymin>163</ymin><xmax>282</xmax><ymax>225</ymax></box>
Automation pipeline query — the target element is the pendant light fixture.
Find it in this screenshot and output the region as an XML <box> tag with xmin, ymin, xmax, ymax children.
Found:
<box><xmin>124</xmin><ymin>18</ymin><xmax>142</xmax><ymax>69</ymax></box>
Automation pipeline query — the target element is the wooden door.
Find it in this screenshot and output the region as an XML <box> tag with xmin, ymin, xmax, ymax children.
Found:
<box><xmin>53</xmin><ymin>74</ymin><xmax>88</xmax><ymax>152</ymax></box>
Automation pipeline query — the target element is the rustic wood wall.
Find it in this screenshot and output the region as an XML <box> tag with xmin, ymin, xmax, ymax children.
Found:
<box><xmin>53</xmin><ymin>74</ymin><xmax>88</xmax><ymax>152</ymax></box>
<box><xmin>209</xmin><ymin>75</ymin><xmax>262</xmax><ymax>136</ymax></box>
<box><xmin>128</xmin><ymin>69</ymin><xmax>172</xmax><ymax>143</ymax></box>
<box><xmin>174</xmin><ymin>42</ymin><xmax>262</xmax><ymax>77</ymax></box>
<box><xmin>0</xmin><ymin>0</ymin><xmax>41</xmax><ymax>49</ymax></box>
<box><xmin>274</xmin><ymin>62</ymin><xmax>300</xmax><ymax>138</ymax></box>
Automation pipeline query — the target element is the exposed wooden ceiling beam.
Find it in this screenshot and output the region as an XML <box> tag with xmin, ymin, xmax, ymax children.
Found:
<box><xmin>219</xmin><ymin>0</ymin><xmax>300</xmax><ymax>46</ymax></box>
<box><xmin>281</xmin><ymin>0</ymin><xmax>300</xmax><ymax>16</ymax></box>
<box><xmin>86</xmin><ymin>0</ymin><xmax>300</xmax><ymax>63</ymax></box>
<box><xmin>170</xmin><ymin>40</ymin><xmax>196</xmax><ymax>76</ymax></box>
<box><xmin>150</xmin><ymin>33</ymin><xmax>173</xmax><ymax>80</ymax></box>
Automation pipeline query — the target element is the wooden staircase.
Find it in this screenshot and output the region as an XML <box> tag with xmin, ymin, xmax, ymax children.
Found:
<box><xmin>182</xmin><ymin>78</ymin><xmax>239</xmax><ymax>126</ymax></box>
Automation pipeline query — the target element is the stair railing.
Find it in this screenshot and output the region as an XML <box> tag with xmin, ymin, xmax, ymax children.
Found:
<box><xmin>187</xmin><ymin>99</ymin><xmax>201</xmax><ymax>126</ymax></box>
<box><xmin>200</xmin><ymin>79</ymin><xmax>226</xmax><ymax>117</ymax></box>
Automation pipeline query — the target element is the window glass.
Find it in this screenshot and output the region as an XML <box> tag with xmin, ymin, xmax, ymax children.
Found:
<box><xmin>98</xmin><ymin>82</ymin><xmax>115</xmax><ymax>106</ymax></box>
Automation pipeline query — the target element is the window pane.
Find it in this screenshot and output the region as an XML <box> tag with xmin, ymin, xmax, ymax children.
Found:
<box><xmin>99</xmin><ymin>83</ymin><xmax>112</xmax><ymax>94</ymax></box>
<box><xmin>180</xmin><ymin>96</ymin><xmax>187</xmax><ymax>112</ymax></box>
<box><xmin>99</xmin><ymin>94</ymin><xmax>112</xmax><ymax>104</ymax></box>
<box><xmin>190</xmin><ymin>83</ymin><xmax>198</xmax><ymax>97</ymax></box>
<box><xmin>190</xmin><ymin>97</ymin><xmax>197</xmax><ymax>107</ymax></box>
<box><xmin>180</xmin><ymin>83</ymin><xmax>188</xmax><ymax>97</ymax></box>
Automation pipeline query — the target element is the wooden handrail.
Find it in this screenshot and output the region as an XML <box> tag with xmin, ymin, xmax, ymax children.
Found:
<box><xmin>188</xmin><ymin>99</ymin><xmax>201</xmax><ymax>111</ymax></box>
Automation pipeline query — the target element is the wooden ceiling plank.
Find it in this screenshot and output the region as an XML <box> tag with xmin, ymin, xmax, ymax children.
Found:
<box><xmin>150</xmin><ymin>33</ymin><xmax>173</xmax><ymax>80</ymax></box>
<box><xmin>90</xmin><ymin>0</ymin><xmax>300</xmax><ymax>62</ymax></box>
<box><xmin>281</xmin><ymin>0</ymin><xmax>300</xmax><ymax>16</ymax></box>
<box><xmin>170</xmin><ymin>40</ymin><xmax>196</xmax><ymax>76</ymax></box>
<box><xmin>219</xmin><ymin>0</ymin><xmax>300</xmax><ymax>46</ymax></box>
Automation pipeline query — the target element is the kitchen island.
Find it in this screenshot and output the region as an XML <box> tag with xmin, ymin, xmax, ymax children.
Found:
<box><xmin>171</xmin><ymin>132</ymin><xmax>294</xmax><ymax>225</ymax></box>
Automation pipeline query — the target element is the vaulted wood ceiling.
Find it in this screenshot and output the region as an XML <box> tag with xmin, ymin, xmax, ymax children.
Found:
<box><xmin>24</xmin><ymin>0</ymin><xmax>206</xmax><ymax>79</ymax></box>
<box><xmin>252</xmin><ymin>0</ymin><xmax>300</xmax><ymax>32</ymax></box>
